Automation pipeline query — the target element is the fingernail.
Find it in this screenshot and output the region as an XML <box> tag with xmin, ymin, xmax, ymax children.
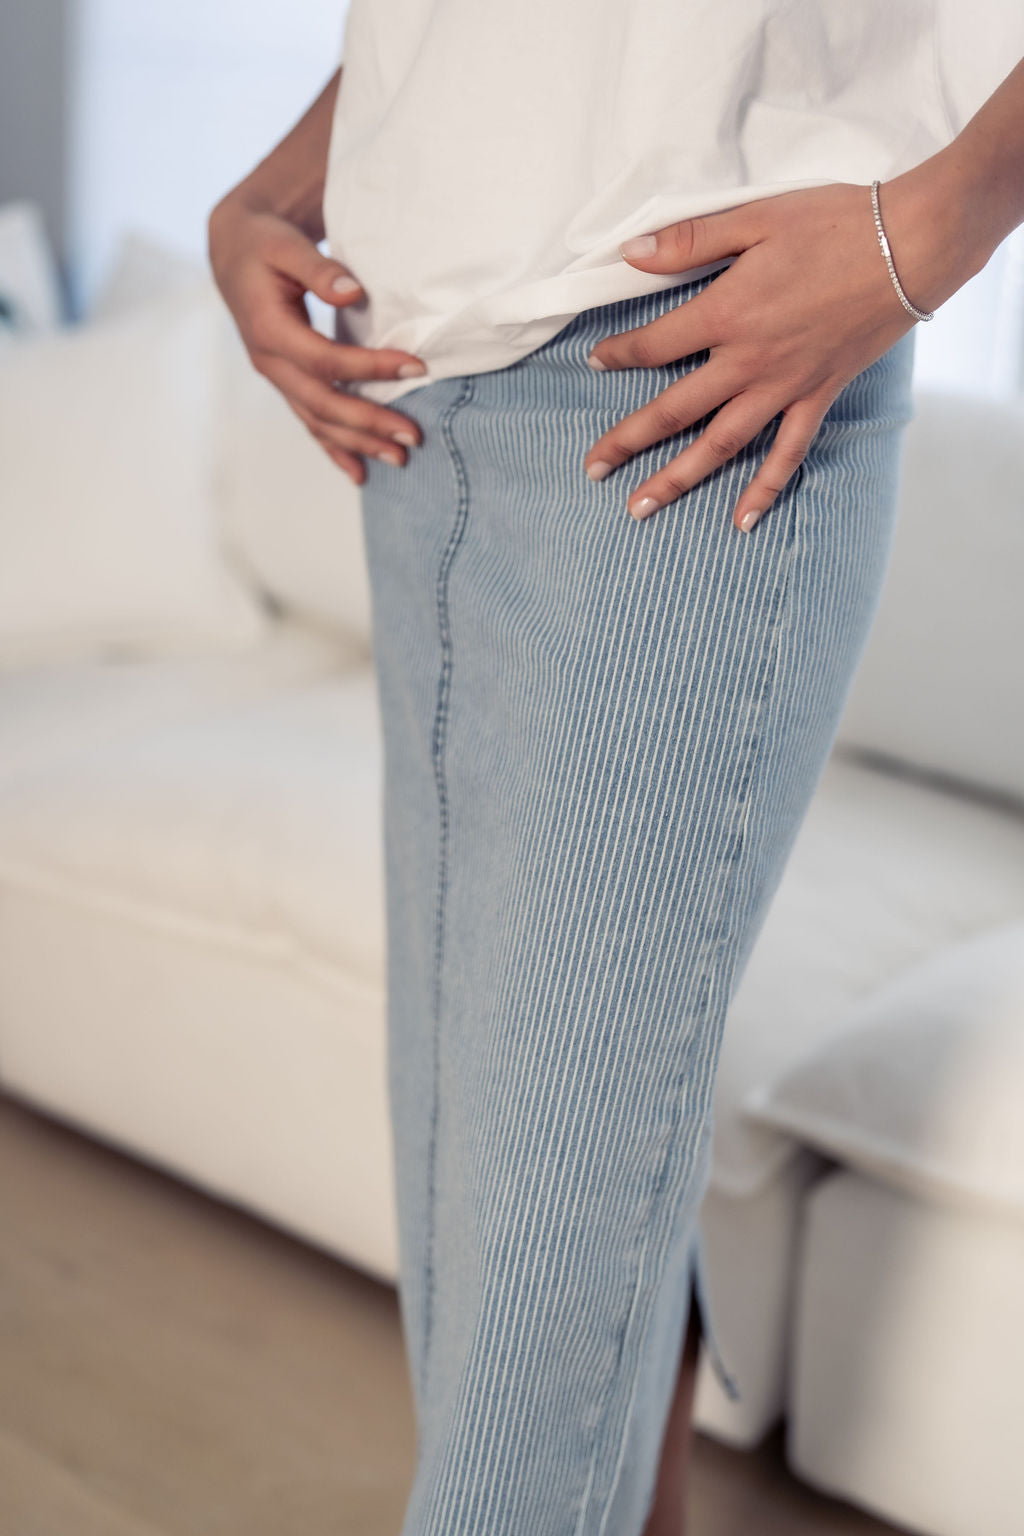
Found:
<box><xmin>587</xmin><ymin>353</ymin><xmax>607</xmax><ymax>371</ymax></box>
<box><xmin>397</xmin><ymin>361</ymin><xmax>428</xmax><ymax>378</ymax></box>
<box><xmin>586</xmin><ymin>460</ymin><xmax>612</xmax><ymax>481</ymax></box>
<box><xmin>378</xmin><ymin>447</ymin><xmax>405</xmax><ymax>466</ymax></box>
<box><xmin>630</xmin><ymin>496</ymin><xmax>660</xmax><ymax>520</ymax></box>
<box><xmin>739</xmin><ymin>507</ymin><xmax>764</xmax><ymax>531</ymax></box>
<box><xmin>331</xmin><ymin>274</ymin><xmax>362</xmax><ymax>295</ymax></box>
<box><xmin>391</xmin><ymin>430</ymin><xmax>418</xmax><ymax>447</ymax></box>
<box><xmin>620</xmin><ymin>234</ymin><xmax>657</xmax><ymax>258</ymax></box>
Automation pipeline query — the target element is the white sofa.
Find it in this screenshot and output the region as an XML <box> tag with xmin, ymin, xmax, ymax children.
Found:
<box><xmin>1</xmin><ymin>228</ymin><xmax>1022</xmax><ymax>1535</ymax></box>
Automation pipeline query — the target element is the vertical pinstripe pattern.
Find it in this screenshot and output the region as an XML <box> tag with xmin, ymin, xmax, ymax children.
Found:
<box><xmin>358</xmin><ymin>272</ymin><xmax>916</xmax><ymax>1536</ymax></box>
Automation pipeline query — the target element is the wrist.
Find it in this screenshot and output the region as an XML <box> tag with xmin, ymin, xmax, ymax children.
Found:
<box><xmin>878</xmin><ymin>148</ymin><xmax>997</xmax><ymax>317</ymax></box>
<box><xmin>212</xmin><ymin>174</ymin><xmax>326</xmax><ymax>244</ymax></box>
<box><xmin>208</xmin><ymin>68</ymin><xmax>340</xmax><ymax>251</ymax></box>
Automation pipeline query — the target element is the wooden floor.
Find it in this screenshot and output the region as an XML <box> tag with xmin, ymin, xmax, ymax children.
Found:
<box><xmin>0</xmin><ymin>1091</ymin><xmax>905</xmax><ymax>1536</ymax></box>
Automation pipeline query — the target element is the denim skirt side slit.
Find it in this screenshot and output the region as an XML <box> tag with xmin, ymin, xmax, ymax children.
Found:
<box><xmin>356</xmin><ymin>272</ymin><xmax>916</xmax><ymax>1536</ymax></box>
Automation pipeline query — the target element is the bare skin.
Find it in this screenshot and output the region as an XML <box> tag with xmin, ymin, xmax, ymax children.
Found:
<box><xmin>644</xmin><ymin>1283</ymin><xmax>703</xmax><ymax>1536</ymax></box>
<box><xmin>585</xmin><ymin>54</ymin><xmax>1024</xmax><ymax>532</ymax></box>
<box><xmin>208</xmin><ymin>45</ymin><xmax>1024</xmax><ymax>1536</ymax></box>
<box><xmin>210</xmin><ymin>55</ymin><xmax>1024</xmax><ymax>529</ymax></box>
<box><xmin>208</xmin><ymin>66</ymin><xmax>429</xmax><ymax>487</ymax></box>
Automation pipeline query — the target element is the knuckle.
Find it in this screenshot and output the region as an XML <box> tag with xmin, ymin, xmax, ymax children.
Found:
<box><xmin>336</xmin><ymin>398</ymin><xmax>369</xmax><ymax>431</ymax></box>
<box><xmin>308</xmin><ymin>345</ymin><xmax>340</xmax><ymax>383</ymax></box>
<box><xmin>308</xmin><ymin>407</ymin><xmax>341</xmax><ymax>438</ymax></box>
<box><xmin>325</xmin><ymin>388</ymin><xmax>358</xmax><ymax>420</ymax></box>
<box><xmin>322</xmin><ymin>382</ymin><xmax>350</xmax><ymax>411</ymax></box>
<box><xmin>628</xmin><ymin>331</ymin><xmax>661</xmax><ymax>369</ymax></box>
<box><xmin>316</xmin><ymin>415</ymin><xmax>351</xmax><ymax>444</ymax></box>
<box><xmin>776</xmin><ymin>448</ymin><xmax>805</xmax><ymax>476</ymax></box>
<box><xmin>383</xmin><ymin>416</ymin><xmax>419</xmax><ymax>444</ymax></box>
<box><xmin>351</xmin><ymin>399</ymin><xmax>383</xmax><ymax>429</ymax></box>
<box><xmin>375</xmin><ymin>353</ymin><xmax>410</xmax><ymax>379</ymax></box>
<box><xmin>350</xmin><ymin>351</ymin><xmax>384</xmax><ymax>379</ymax></box>
<box><xmin>705</xmin><ymin>424</ymin><xmax>747</xmax><ymax>461</ymax></box>
<box><xmin>671</xmin><ymin>217</ymin><xmax>701</xmax><ymax>267</ymax></box>
<box><xmin>311</xmin><ymin>378</ymin><xmax>344</xmax><ymax>413</ymax></box>
<box><xmin>305</xmin><ymin>403</ymin><xmax>334</xmax><ymax>430</ymax></box>
<box><xmin>699</xmin><ymin>288</ymin><xmax>728</xmax><ymax>334</ymax></box>
<box><xmin>600</xmin><ymin>438</ymin><xmax>631</xmax><ymax>467</ymax></box>
<box><xmin>649</xmin><ymin>398</ymin><xmax>683</xmax><ymax>437</ymax></box>
<box><xmin>246</xmin><ymin>313</ymin><xmax>277</xmax><ymax>353</ymax></box>
<box><xmin>328</xmin><ymin>363</ymin><xmax>354</xmax><ymax>391</ymax></box>
<box><xmin>659</xmin><ymin>465</ymin><xmax>691</xmax><ymax>498</ymax></box>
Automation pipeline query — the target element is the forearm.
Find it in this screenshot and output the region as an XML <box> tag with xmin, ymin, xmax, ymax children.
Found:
<box><xmin>210</xmin><ymin>66</ymin><xmax>342</xmax><ymax>242</ymax></box>
<box><xmin>945</xmin><ymin>54</ymin><xmax>1024</xmax><ymax>263</ymax></box>
<box><xmin>883</xmin><ymin>55</ymin><xmax>1024</xmax><ymax>315</ymax></box>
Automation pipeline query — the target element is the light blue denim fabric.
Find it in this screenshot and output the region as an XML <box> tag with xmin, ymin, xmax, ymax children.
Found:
<box><xmin>358</xmin><ymin>272</ymin><xmax>916</xmax><ymax>1536</ymax></box>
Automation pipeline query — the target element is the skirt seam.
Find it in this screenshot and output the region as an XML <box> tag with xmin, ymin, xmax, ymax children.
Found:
<box><xmin>422</xmin><ymin>374</ymin><xmax>478</xmax><ymax>1413</ymax></box>
<box><xmin>581</xmin><ymin>490</ymin><xmax>802</xmax><ymax>1536</ymax></box>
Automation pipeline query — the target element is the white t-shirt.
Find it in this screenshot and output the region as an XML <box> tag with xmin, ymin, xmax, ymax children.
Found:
<box><xmin>322</xmin><ymin>2</ymin><xmax>1022</xmax><ymax>405</ymax></box>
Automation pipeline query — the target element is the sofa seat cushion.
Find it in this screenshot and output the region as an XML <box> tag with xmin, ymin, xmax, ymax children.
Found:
<box><xmin>0</xmin><ymin>620</ymin><xmax>352</xmax><ymax>788</ymax></box>
<box><xmin>710</xmin><ymin>749</ymin><xmax>1024</xmax><ymax>1199</ymax></box>
<box><xmin>0</xmin><ymin>670</ymin><xmax>385</xmax><ymax>989</ymax></box>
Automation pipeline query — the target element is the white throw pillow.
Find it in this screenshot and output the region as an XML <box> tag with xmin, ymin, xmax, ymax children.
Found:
<box><xmin>0</xmin><ymin>283</ymin><xmax>270</xmax><ymax>667</ymax></box>
<box><xmin>80</xmin><ymin>229</ymin><xmax>372</xmax><ymax>654</ymax></box>
<box><xmin>835</xmin><ymin>388</ymin><xmax>1024</xmax><ymax>804</ymax></box>
<box><xmin>214</xmin><ymin>315</ymin><xmax>373</xmax><ymax>655</ymax></box>
<box><xmin>743</xmin><ymin>921</ymin><xmax>1024</xmax><ymax>1218</ymax></box>
<box><xmin>88</xmin><ymin>229</ymin><xmax>210</xmax><ymax>323</ymax></box>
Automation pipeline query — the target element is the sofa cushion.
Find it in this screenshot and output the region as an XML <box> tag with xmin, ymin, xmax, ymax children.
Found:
<box><xmin>788</xmin><ymin>1168</ymin><xmax>1024</xmax><ymax>1536</ymax></box>
<box><xmin>743</xmin><ymin>921</ymin><xmax>1024</xmax><ymax>1217</ymax></box>
<box><xmin>0</xmin><ymin>620</ymin><xmax>352</xmax><ymax>789</ymax></box>
<box><xmin>709</xmin><ymin>750</ymin><xmax>1024</xmax><ymax>1199</ymax></box>
<box><xmin>0</xmin><ymin>281</ymin><xmax>270</xmax><ymax>667</ymax></box>
<box><xmin>214</xmin><ymin>310</ymin><xmax>374</xmax><ymax>656</ymax></box>
<box><xmin>0</xmin><ymin>672</ymin><xmax>385</xmax><ymax>989</ymax></box>
<box><xmin>835</xmin><ymin>387</ymin><xmax>1024</xmax><ymax>804</ymax></box>
<box><xmin>87</xmin><ymin>229</ymin><xmax>210</xmax><ymax>323</ymax></box>
<box><xmin>76</xmin><ymin>229</ymin><xmax>374</xmax><ymax>655</ymax></box>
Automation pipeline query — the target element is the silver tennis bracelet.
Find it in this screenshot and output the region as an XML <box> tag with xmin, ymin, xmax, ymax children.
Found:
<box><xmin>870</xmin><ymin>179</ymin><xmax>935</xmax><ymax>323</ymax></box>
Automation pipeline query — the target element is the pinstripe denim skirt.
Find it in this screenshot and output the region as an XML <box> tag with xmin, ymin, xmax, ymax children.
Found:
<box><xmin>358</xmin><ymin>271</ymin><xmax>916</xmax><ymax>1536</ymax></box>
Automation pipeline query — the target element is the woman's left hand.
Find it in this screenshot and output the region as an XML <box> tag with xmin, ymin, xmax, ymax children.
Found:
<box><xmin>582</xmin><ymin>175</ymin><xmax>962</xmax><ymax>531</ymax></box>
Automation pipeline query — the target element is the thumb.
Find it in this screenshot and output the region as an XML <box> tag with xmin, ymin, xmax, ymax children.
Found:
<box><xmin>307</xmin><ymin>252</ymin><xmax>365</xmax><ymax>306</ymax></box>
<box><xmin>269</xmin><ymin>226</ymin><xmax>365</xmax><ymax>306</ymax></box>
<box><xmin>618</xmin><ymin>207</ymin><xmax>751</xmax><ymax>271</ymax></box>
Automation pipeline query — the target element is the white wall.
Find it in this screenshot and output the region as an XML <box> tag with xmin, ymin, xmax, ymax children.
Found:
<box><xmin>66</xmin><ymin>0</ymin><xmax>349</xmax><ymax>313</ymax></box>
<box><xmin>914</xmin><ymin>228</ymin><xmax>1024</xmax><ymax>399</ymax></box>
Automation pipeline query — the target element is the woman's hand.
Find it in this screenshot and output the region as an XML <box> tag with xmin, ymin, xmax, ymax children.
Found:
<box><xmin>582</xmin><ymin>171</ymin><xmax>976</xmax><ymax>531</ymax></box>
<box><xmin>207</xmin><ymin>196</ymin><xmax>427</xmax><ymax>486</ymax></box>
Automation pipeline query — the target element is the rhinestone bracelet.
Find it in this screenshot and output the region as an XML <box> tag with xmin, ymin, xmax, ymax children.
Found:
<box><xmin>870</xmin><ymin>179</ymin><xmax>934</xmax><ymax>322</ymax></box>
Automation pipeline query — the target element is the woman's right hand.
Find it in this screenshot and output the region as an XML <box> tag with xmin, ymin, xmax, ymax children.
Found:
<box><xmin>207</xmin><ymin>195</ymin><xmax>427</xmax><ymax>485</ymax></box>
